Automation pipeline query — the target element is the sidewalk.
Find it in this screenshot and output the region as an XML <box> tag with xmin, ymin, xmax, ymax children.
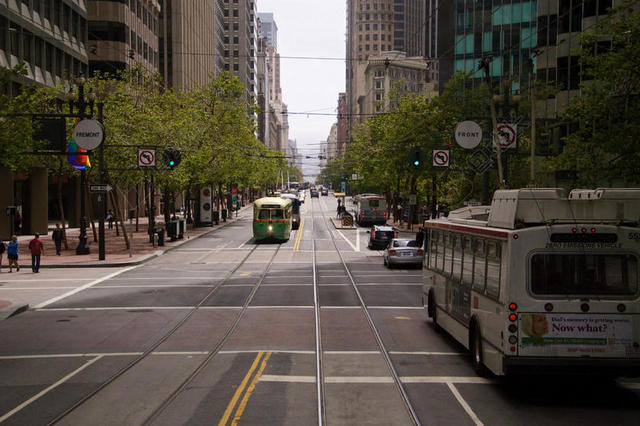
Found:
<box><xmin>3</xmin><ymin>206</ymin><xmax>252</xmax><ymax>269</ymax></box>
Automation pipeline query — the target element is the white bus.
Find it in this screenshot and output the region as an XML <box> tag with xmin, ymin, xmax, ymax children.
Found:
<box><xmin>423</xmin><ymin>188</ymin><xmax>640</xmax><ymax>376</ymax></box>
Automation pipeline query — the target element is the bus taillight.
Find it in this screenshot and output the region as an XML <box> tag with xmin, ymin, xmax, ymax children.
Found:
<box><xmin>618</xmin><ymin>304</ymin><xmax>626</xmax><ymax>312</ymax></box>
<box><xmin>544</xmin><ymin>303</ymin><xmax>554</xmax><ymax>312</ymax></box>
<box><xmin>581</xmin><ymin>303</ymin><xmax>590</xmax><ymax>312</ymax></box>
<box><xmin>508</xmin><ymin>303</ymin><xmax>517</xmax><ymax>311</ymax></box>
<box><xmin>508</xmin><ymin>324</ymin><xmax>517</xmax><ymax>333</ymax></box>
<box><xmin>508</xmin><ymin>313</ymin><xmax>517</xmax><ymax>322</ymax></box>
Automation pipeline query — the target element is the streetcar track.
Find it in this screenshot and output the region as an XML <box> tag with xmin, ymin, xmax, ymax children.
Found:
<box><xmin>45</xmin><ymin>237</ymin><xmax>280</xmax><ymax>425</ymax></box>
<box><xmin>142</xmin><ymin>243</ymin><xmax>283</xmax><ymax>425</ymax></box>
<box><xmin>314</xmin><ymin>196</ymin><xmax>422</xmax><ymax>426</ymax></box>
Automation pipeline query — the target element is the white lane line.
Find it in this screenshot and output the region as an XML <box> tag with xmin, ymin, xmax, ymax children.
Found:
<box><xmin>152</xmin><ymin>351</ymin><xmax>210</xmax><ymax>356</ymax></box>
<box><xmin>404</xmin><ymin>377</ymin><xmax>495</xmax><ymax>384</ymax></box>
<box><xmin>107</xmin><ymin>277</ymin><xmax>227</xmax><ymax>281</ymax></box>
<box><xmin>354</xmin><ymin>283</ymin><xmax>422</xmax><ymax>286</ymax></box>
<box><xmin>320</xmin><ymin>306</ymin><xmax>361</xmax><ymax>309</ymax></box>
<box><xmin>324</xmin><ymin>351</ymin><xmax>381</xmax><ymax>355</ymax></box>
<box><xmin>0</xmin><ymin>353</ymin><xmax>142</xmax><ymax>360</ymax></box>
<box><xmin>218</xmin><ymin>350</ymin><xmax>316</xmax><ymax>355</ymax></box>
<box><xmin>34</xmin><ymin>265</ymin><xmax>140</xmax><ymax>309</ymax></box>
<box><xmin>92</xmin><ymin>285</ymin><xmax>217</xmax><ymax>289</ymax></box>
<box><xmin>367</xmin><ymin>306</ymin><xmax>423</xmax><ymax>310</ymax></box>
<box><xmin>356</xmin><ymin>227</ymin><xmax>360</xmax><ymax>251</ymax></box>
<box><xmin>260</xmin><ymin>375</ymin><xmax>315</xmax><ymax>383</ymax></box>
<box><xmin>0</xmin><ymin>287</ymin><xmax>77</xmax><ymax>290</ymax></box>
<box><xmin>0</xmin><ymin>279</ymin><xmax>93</xmax><ymax>282</ymax></box>
<box><xmin>0</xmin><ymin>355</ymin><xmax>104</xmax><ymax>423</ymax></box>
<box><xmin>447</xmin><ymin>382</ymin><xmax>485</xmax><ymax>426</ymax></box>
<box><xmin>246</xmin><ymin>305</ymin><xmax>314</xmax><ymax>309</ymax></box>
<box><xmin>326</xmin><ymin>376</ymin><xmax>394</xmax><ymax>383</ymax></box>
<box><xmin>389</xmin><ymin>351</ymin><xmax>465</xmax><ymax>356</ymax></box>
<box><xmin>36</xmin><ymin>306</ymin><xmax>193</xmax><ymax>311</ymax></box>
<box><xmin>191</xmin><ymin>242</ymin><xmax>229</xmax><ymax>264</ymax></box>
<box><xmin>335</xmin><ymin>228</ymin><xmax>357</xmax><ymax>251</ymax></box>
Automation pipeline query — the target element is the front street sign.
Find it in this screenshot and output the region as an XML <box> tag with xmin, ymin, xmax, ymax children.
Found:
<box><xmin>89</xmin><ymin>184</ymin><xmax>112</xmax><ymax>193</ymax></box>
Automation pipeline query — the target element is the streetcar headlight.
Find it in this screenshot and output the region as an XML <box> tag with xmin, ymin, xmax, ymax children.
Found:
<box><xmin>268</xmin><ymin>225</ymin><xmax>273</xmax><ymax>231</ymax></box>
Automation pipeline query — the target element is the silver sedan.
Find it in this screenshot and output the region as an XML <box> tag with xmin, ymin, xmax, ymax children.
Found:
<box><xmin>383</xmin><ymin>238</ymin><xmax>424</xmax><ymax>268</ymax></box>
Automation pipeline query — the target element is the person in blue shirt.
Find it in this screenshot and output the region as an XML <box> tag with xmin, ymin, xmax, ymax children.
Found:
<box><xmin>7</xmin><ymin>235</ymin><xmax>20</xmax><ymax>273</ymax></box>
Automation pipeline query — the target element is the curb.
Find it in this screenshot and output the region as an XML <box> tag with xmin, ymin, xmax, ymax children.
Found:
<box><xmin>331</xmin><ymin>218</ymin><xmax>358</xmax><ymax>230</ymax></box>
<box><xmin>27</xmin><ymin>207</ymin><xmax>254</xmax><ymax>269</ymax></box>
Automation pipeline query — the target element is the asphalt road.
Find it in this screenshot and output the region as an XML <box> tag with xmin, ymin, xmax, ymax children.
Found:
<box><xmin>0</xmin><ymin>194</ymin><xmax>639</xmax><ymax>425</ymax></box>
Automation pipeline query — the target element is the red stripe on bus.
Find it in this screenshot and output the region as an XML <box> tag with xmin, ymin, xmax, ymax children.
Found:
<box><xmin>425</xmin><ymin>222</ymin><xmax>509</xmax><ymax>239</ymax></box>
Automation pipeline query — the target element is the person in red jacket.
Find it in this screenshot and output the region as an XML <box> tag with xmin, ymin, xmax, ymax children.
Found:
<box><xmin>28</xmin><ymin>233</ymin><xmax>44</xmax><ymax>273</ymax></box>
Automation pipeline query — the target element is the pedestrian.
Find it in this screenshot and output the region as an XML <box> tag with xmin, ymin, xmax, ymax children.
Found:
<box><xmin>14</xmin><ymin>211</ymin><xmax>21</xmax><ymax>233</ymax></box>
<box><xmin>52</xmin><ymin>223</ymin><xmax>65</xmax><ymax>255</ymax></box>
<box><xmin>28</xmin><ymin>233</ymin><xmax>44</xmax><ymax>273</ymax></box>
<box><xmin>337</xmin><ymin>199</ymin><xmax>342</xmax><ymax>217</ymax></box>
<box><xmin>0</xmin><ymin>239</ymin><xmax>5</xmax><ymax>272</ymax></box>
<box><xmin>106</xmin><ymin>210</ymin><xmax>114</xmax><ymax>229</ymax></box>
<box><xmin>7</xmin><ymin>235</ymin><xmax>19</xmax><ymax>273</ymax></box>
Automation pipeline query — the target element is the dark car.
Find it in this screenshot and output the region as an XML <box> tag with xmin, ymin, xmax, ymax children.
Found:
<box><xmin>367</xmin><ymin>225</ymin><xmax>397</xmax><ymax>250</ymax></box>
<box><xmin>310</xmin><ymin>188</ymin><xmax>319</xmax><ymax>198</ymax></box>
<box><xmin>321</xmin><ymin>188</ymin><xmax>328</xmax><ymax>196</ymax></box>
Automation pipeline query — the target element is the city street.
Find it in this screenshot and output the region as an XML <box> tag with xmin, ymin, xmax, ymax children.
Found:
<box><xmin>0</xmin><ymin>194</ymin><xmax>639</xmax><ymax>425</ymax></box>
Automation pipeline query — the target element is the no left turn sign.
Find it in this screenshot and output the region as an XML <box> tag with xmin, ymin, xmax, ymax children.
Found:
<box><xmin>432</xmin><ymin>149</ymin><xmax>450</xmax><ymax>167</ymax></box>
<box><xmin>138</xmin><ymin>148</ymin><xmax>156</xmax><ymax>167</ymax></box>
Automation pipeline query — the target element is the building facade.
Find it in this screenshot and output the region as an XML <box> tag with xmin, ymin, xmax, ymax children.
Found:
<box><xmin>88</xmin><ymin>0</ymin><xmax>160</xmax><ymax>76</ymax></box>
<box><xmin>1</xmin><ymin>0</ymin><xmax>89</xmax><ymax>93</ymax></box>
<box><xmin>160</xmin><ymin>0</ymin><xmax>217</xmax><ymax>90</ymax></box>
<box><xmin>346</xmin><ymin>0</ymin><xmax>426</xmax><ymax>142</ymax></box>
<box><xmin>221</xmin><ymin>0</ymin><xmax>257</xmax><ymax>101</ymax></box>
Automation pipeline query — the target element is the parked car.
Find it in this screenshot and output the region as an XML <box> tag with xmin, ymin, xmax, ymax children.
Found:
<box><xmin>383</xmin><ymin>238</ymin><xmax>423</xmax><ymax>268</ymax></box>
<box><xmin>310</xmin><ymin>188</ymin><xmax>319</xmax><ymax>198</ymax></box>
<box><xmin>321</xmin><ymin>188</ymin><xmax>328</xmax><ymax>196</ymax></box>
<box><xmin>298</xmin><ymin>190</ymin><xmax>305</xmax><ymax>204</ymax></box>
<box><xmin>367</xmin><ymin>225</ymin><xmax>397</xmax><ymax>250</ymax></box>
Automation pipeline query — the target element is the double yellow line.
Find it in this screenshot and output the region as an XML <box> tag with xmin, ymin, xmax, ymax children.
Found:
<box><xmin>293</xmin><ymin>218</ymin><xmax>305</xmax><ymax>251</ymax></box>
<box><xmin>218</xmin><ymin>351</ymin><xmax>272</xmax><ymax>426</ymax></box>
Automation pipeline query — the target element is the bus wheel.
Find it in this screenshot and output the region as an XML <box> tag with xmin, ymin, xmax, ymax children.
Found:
<box><xmin>470</xmin><ymin>325</ymin><xmax>488</xmax><ymax>377</ymax></box>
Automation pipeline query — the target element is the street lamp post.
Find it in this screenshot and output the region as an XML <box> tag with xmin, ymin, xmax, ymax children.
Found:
<box><xmin>66</xmin><ymin>76</ymin><xmax>91</xmax><ymax>255</ymax></box>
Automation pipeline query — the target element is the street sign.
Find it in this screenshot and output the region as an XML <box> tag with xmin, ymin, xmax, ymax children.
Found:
<box><xmin>409</xmin><ymin>194</ymin><xmax>417</xmax><ymax>205</ymax></box>
<box><xmin>73</xmin><ymin>119</ymin><xmax>104</xmax><ymax>150</ymax></box>
<box><xmin>351</xmin><ymin>173</ymin><xmax>358</xmax><ymax>181</ymax></box>
<box><xmin>90</xmin><ymin>184</ymin><xmax>112</xmax><ymax>193</ymax></box>
<box><xmin>495</xmin><ymin>123</ymin><xmax>517</xmax><ymax>149</ymax></box>
<box><xmin>454</xmin><ymin>121</ymin><xmax>482</xmax><ymax>149</ymax></box>
<box><xmin>138</xmin><ymin>148</ymin><xmax>156</xmax><ymax>167</ymax></box>
<box><xmin>432</xmin><ymin>149</ymin><xmax>450</xmax><ymax>167</ymax></box>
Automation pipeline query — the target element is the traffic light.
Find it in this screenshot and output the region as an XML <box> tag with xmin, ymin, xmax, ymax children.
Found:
<box><xmin>163</xmin><ymin>147</ymin><xmax>182</xmax><ymax>169</ymax></box>
<box><xmin>409</xmin><ymin>149</ymin><xmax>425</xmax><ymax>168</ymax></box>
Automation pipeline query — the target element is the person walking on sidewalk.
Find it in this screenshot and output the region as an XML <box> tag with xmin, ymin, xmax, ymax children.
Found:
<box><xmin>52</xmin><ymin>223</ymin><xmax>65</xmax><ymax>255</ymax></box>
<box><xmin>0</xmin><ymin>239</ymin><xmax>5</xmax><ymax>272</ymax></box>
<box><xmin>106</xmin><ymin>210</ymin><xmax>115</xmax><ymax>229</ymax></box>
<box><xmin>7</xmin><ymin>236</ymin><xmax>19</xmax><ymax>273</ymax></box>
<box><xmin>28</xmin><ymin>233</ymin><xmax>44</xmax><ymax>273</ymax></box>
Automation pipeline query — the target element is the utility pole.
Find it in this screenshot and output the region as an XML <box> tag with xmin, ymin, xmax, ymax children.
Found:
<box><xmin>96</xmin><ymin>100</ymin><xmax>106</xmax><ymax>260</ymax></box>
<box><xmin>478</xmin><ymin>57</ymin><xmax>505</xmax><ymax>188</ymax></box>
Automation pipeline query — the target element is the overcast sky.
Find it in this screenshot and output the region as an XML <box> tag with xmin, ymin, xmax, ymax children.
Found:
<box><xmin>258</xmin><ymin>0</ymin><xmax>345</xmax><ymax>178</ymax></box>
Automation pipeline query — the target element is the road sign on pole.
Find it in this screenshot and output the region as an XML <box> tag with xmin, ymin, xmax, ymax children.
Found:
<box><xmin>73</xmin><ymin>119</ymin><xmax>105</xmax><ymax>150</ymax></box>
<box><xmin>432</xmin><ymin>149</ymin><xmax>450</xmax><ymax>167</ymax></box>
<box><xmin>138</xmin><ymin>148</ymin><xmax>156</xmax><ymax>167</ymax></box>
<box><xmin>351</xmin><ymin>173</ymin><xmax>358</xmax><ymax>181</ymax></box>
<box><xmin>90</xmin><ymin>184</ymin><xmax>112</xmax><ymax>193</ymax></box>
<box><xmin>454</xmin><ymin>121</ymin><xmax>482</xmax><ymax>149</ymax></box>
<box><xmin>495</xmin><ymin>123</ymin><xmax>517</xmax><ymax>149</ymax></box>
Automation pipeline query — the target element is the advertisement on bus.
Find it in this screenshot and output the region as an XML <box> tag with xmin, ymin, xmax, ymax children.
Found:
<box><xmin>518</xmin><ymin>313</ymin><xmax>638</xmax><ymax>358</ymax></box>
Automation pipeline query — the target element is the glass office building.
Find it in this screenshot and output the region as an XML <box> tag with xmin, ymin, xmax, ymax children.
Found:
<box><xmin>452</xmin><ymin>0</ymin><xmax>538</xmax><ymax>92</ymax></box>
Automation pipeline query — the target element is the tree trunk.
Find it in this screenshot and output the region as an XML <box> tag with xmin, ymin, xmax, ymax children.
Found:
<box><xmin>135</xmin><ymin>184</ymin><xmax>140</xmax><ymax>232</ymax></box>
<box><xmin>109</xmin><ymin>188</ymin><xmax>130</xmax><ymax>249</ymax></box>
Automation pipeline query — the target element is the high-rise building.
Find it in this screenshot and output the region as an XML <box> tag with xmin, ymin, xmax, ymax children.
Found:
<box><xmin>88</xmin><ymin>0</ymin><xmax>160</xmax><ymax>76</ymax></box>
<box><xmin>346</xmin><ymin>0</ymin><xmax>426</xmax><ymax>141</ymax></box>
<box><xmin>1</xmin><ymin>0</ymin><xmax>89</xmax><ymax>94</ymax></box>
<box><xmin>160</xmin><ymin>0</ymin><xmax>217</xmax><ymax>90</ymax></box>
<box><xmin>257</xmin><ymin>12</ymin><xmax>276</xmax><ymax>49</ymax></box>
<box><xmin>221</xmin><ymin>0</ymin><xmax>258</xmax><ymax>101</ymax></box>
<box><xmin>424</xmin><ymin>0</ymin><xmax>453</xmax><ymax>91</ymax></box>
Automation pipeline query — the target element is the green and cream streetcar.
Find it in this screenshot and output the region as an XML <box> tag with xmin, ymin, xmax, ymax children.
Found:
<box><xmin>253</xmin><ymin>197</ymin><xmax>293</xmax><ymax>242</ymax></box>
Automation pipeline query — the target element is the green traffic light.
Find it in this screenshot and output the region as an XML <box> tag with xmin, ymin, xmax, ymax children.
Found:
<box><xmin>169</xmin><ymin>160</ymin><xmax>175</xmax><ymax>166</ymax></box>
<box><xmin>414</xmin><ymin>160</ymin><xmax>420</xmax><ymax>166</ymax></box>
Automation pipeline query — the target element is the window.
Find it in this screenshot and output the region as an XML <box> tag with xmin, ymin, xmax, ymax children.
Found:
<box><xmin>531</xmin><ymin>253</ymin><xmax>638</xmax><ymax>296</ymax></box>
<box><xmin>452</xmin><ymin>234</ymin><xmax>462</xmax><ymax>281</ymax></box>
<box><xmin>462</xmin><ymin>237</ymin><xmax>473</xmax><ymax>284</ymax></box>
<box><xmin>90</xmin><ymin>21</ymin><xmax>127</xmax><ymax>43</ymax></box>
<box><xmin>486</xmin><ymin>241</ymin><xmax>501</xmax><ymax>297</ymax></box>
<box><xmin>444</xmin><ymin>233</ymin><xmax>453</xmax><ymax>275</ymax></box>
<box><xmin>472</xmin><ymin>240</ymin><xmax>486</xmax><ymax>292</ymax></box>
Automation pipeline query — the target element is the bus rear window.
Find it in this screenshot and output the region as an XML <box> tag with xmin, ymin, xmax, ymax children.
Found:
<box><xmin>368</xmin><ymin>200</ymin><xmax>380</xmax><ymax>208</ymax></box>
<box><xmin>530</xmin><ymin>253</ymin><xmax>638</xmax><ymax>296</ymax></box>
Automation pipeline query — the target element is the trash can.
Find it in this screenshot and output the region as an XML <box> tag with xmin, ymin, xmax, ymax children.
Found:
<box><xmin>213</xmin><ymin>210</ymin><xmax>220</xmax><ymax>225</ymax></box>
<box><xmin>156</xmin><ymin>228</ymin><xmax>165</xmax><ymax>246</ymax></box>
<box><xmin>178</xmin><ymin>219</ymin><xmax>186</xmax><ymax>238</ymax></box>
<box><xmin>221</xmin><ymin>209</ymin><xmax>228</xmax><ymax>221</ymax></box>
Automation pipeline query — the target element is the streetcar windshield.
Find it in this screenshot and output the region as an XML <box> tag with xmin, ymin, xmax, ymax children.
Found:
<box><xmin>530</xmin><ymin>253</ymin><xmax>639</xmax><ymax>296</ymax></box>
<box><xmin>257</xmin><ymin>209</ymin><xmax>285</xmax><ymax>220</ymax></box>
